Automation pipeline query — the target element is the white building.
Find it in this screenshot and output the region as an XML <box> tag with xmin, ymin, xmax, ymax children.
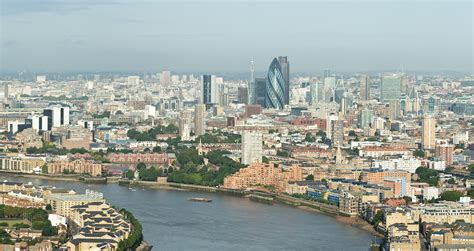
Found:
<box><xmin>241</xmin><ymin>131</ymin><xmax>262</xmax><ymax>165</ymax></box>
<box><xmin>423</xmin><ymin>187</ymin><xmax>439</xmax><ymax>201</ymax></box>
<box><xmin>127</xmin><ymin>76</ymin><xmax>140</xmax><ymax>86</ymax></box>
<box><xmin>373</xmin><ymin>157</ymin><xmax>421</xmax><ymax>173</ymax></box>
<box><xmin>428</xmin><ymin>160</ymin><xmax>446</xmax><ymax>171</ymax></box>
<box><xmin>144</xmin><ymin>105</ymin><xmax>156</xmax><ymax>119</ymax></box>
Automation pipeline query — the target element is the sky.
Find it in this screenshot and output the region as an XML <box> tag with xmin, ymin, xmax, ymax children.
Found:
<box><xmin>0</xmin><ymin>0</ymin><xmax>473</xmax><ymax>74</ymax></box>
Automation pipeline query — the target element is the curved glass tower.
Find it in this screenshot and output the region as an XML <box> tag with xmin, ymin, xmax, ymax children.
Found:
<box><xmin>265</xmin><ymin>58</ymin><xmax>286</xmax><ymax>109</ymax></box>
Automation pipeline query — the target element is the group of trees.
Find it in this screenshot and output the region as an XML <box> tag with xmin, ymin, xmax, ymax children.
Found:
<box><xmin>124</xmin><ymin>162</ymin><xmax>173</xmax><ymax>181</ymax></box>
<box><xmin>0</xmin><ymin>206</ymin><xmax>57</xmax><ymax>236</ymax></box>
<box><xmin>415</xmin><ymin>167</ymin><xmax>439</xmax><ymax>186</ymax></box>
<box><xmin>303</xmin><ymin>130</ymin><xmax>327</xmax><ymax>143</ymax></box>
<box><xmin>117</xmin><ymin>208</ymin><xmax>143</xmax><ymax>251</ymax></box>
<box><xmin>167</xmin><ymin>149</ymin><xmax>245</xmax><ymax>186</ymax></box>
<box><xmin>440</xmin><ymin>191</ymin><xmax>464</xmax><ymax>202</ymax></box>
<box><xmin>127</xmin><ymin>124</ymin><xmax>179</xmax><ymax>141</ymax></box>
<box><xmin>195</xmin><ymin>131</ymin><xmax>241</xmax><ymax>144</ymax></box>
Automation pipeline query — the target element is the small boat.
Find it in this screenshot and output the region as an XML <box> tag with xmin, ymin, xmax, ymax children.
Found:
<box><xmin>131</xmin><ymin>189</ymin><xmax>136</xmax><ymax>192</ymax></box>
<box><xmin>188</xmin><ymin>197</ymin><xmax>212</xmax><ymax>203</ymax></box>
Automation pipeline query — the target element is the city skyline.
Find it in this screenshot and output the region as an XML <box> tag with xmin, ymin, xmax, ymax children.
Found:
<box><xmin>1</xmin><ymin>0</ymin><xmax>472</xmax><ymax>73</ymax></box>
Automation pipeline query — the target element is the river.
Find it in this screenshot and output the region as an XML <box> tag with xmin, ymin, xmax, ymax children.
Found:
<box><xmin>1</xmin><ymin>175</ymin><xmax>377</xmax><ymax>251</ymax></box>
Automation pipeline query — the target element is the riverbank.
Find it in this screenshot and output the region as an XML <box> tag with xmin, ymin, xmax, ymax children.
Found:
<box><xmin>0</xmin><ymin>172</ymin><xmax>381</xmax><ymax>238</ymax></box>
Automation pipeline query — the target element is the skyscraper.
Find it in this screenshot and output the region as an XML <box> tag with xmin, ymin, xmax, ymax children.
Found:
<box><xmin>179</xmin><ymin>110</ymin><xmax>192</xmax><ymax>141</ymax></box>
<box><xmin>422</xmin><ymin>115</ymin><xmax>436</xmax><ymax>150</ymax></box>
<box><xmin>360</xmin><ymin>75</ymin><xmax>370</xmax><ymax>101</ymax></box>
<box><xmin>194</xmin><ymin>104</ymin><xmax>206</xmax><ymax>136</ymax></box>
<box><xmin>255</xmin><ymin>78</ymin><xmax>266</xmax><ymax>108</ymax></box>
<box><xmin>380</xmin><ymin>74</ymin><xmax>402</xmax><ymax>102</ymax></box>
<box><xmin>277</xmin><ymin>56</ymin><xmax>290</xmax><ymax>105</ymax></box>
<box><xmin>202</xmin><ymin>75</ymin><xmax>212</xmax><ymax>105</ymax></box>
<box><xmin>241</xmin><ymin>131</ymin><xmax>263</xmax><ymax>165</ymax></box>
<box><xmin>265</xmin><ymin>58</ymin><xmax>286</xmax><ymax>109</ymax></box>
<box><xmin>309</xmin><ymin>82</ymin><xmax>322</xmax><ymax>105</ymax></box>
<box><xmin>358</xmin><ymin>108</ymin><xmax>373</xmax><ymax>128</ymax></box>
<box><xmin>43</xmin><ymin>105</ymin><xmax>69</xmax><ymax>130</ymax></box>
<box><xmin>248</xmin><ymin>60</ymin><xmax>256</xmax><ymax>105</ymax></box>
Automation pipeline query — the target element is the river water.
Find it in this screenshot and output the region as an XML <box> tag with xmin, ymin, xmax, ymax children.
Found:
<box><xmin>1</xmin><ymin>176</ymin><xmax>377</xmax><ymax>251</ymax></box>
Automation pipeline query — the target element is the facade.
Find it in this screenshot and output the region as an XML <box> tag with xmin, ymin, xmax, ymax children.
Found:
<box><xmin>422</xmin><ymin>115</ymin><xmax>436</xmax><ymax>150</ymax></box>
<box><xmin>277</xmin><ymin>56</ymin><xmax>290</xmax><ymax>105</ymax></box>
<box><xmin>0</xmin><ymin>155</ymin><xmax>45</xmax><ymax>173</ymax></box>
<box><xmin>47</xmin><ymin>159</ymin><xmax>103</xmax><ymax>176</ymax></box>
<box><xmin>43</xmin><ymin>105</ymin><xmax>70</xmax><ymax>130</ymax></box>
<box><xmin>241</xmin><ymin>131</ymin><xmax>263</xmax><ymax>165</ymax></box>
<box><xmin>435</xmin><ymin>140</ymin><xmax>454</xmax><ymax>165</ymax></box>
<box><xmin>265</xmin><ymin>58</ymin><xmax>286</xmax><ymax>109</ymax></box>
<box><xmin>107</xmin><ymin>153</ymin><xmax>171</xmax><ymax>166</ymax></box>
<box><xmin>223</xmin><ymin>163</ymin><xmax>303</xmax><ymax>192</ymax></box>
<box><xmin>380</xmin><ymin>74</ymin><xmax>402</xmax><ymax>102</ymax></box>
<box><xmin>45</xmin><ymin>192</ymin><xmax>105</xmax><ymax>218</ymax></box>
<box><xmin>254</xmin><ymin>77</ymin><xmax>266</xmax><ymax>108</ymax></box>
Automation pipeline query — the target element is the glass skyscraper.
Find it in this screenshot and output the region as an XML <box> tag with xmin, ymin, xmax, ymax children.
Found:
<box><xmin>265</xmin><ymin>58</ymin><xmax>286</xmax><ymax>109</ymax></box>
<box><xmin>380</xmin><ymin>74</ymin><xmax>402</xmax><ymax>102</ymax></box>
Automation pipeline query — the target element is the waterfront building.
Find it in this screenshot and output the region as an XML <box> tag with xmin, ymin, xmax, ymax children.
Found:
<box><xmin>45</xmin><ymin>192</ymin><xmax>105</xmax><ymax>218</ymax></box>
<box><xmin>0</xmin><ymin>155</ymin><xmax>45</xmax><ymax>173</ymax></box>
<box><xmin>107</xmin><ymin>153</ymin><xmax>172</xmax><ymax>166</ymax></box>
<box><xmin>380</xmin><ymin>74</ymin><xmax>402</xmax><ymax>102</ymax></box>
<box><xmin>223</xmin><ymin>163</ymin><xmax>303</xmax><ymax>192</ymax></box>
<box><xmin>265</xmin><ymin>58</ymin><xmax>286</xmax><ymax>109</ymax></box>
<box><xmin>67</xmin><ymin>202</ymin><xmax>131</xmax><ymax>251</ymax></box>
<box><xmin>422</xmin><ymin>115</ymin><xmax>436</xmax><ymax>150</ymax></box>
<box><xmin>47</xmin><ymin>159</ymin><xmax>103</xmax><ymax>176</ymax></box>
<box><xmin>194</xmin><ymin>104</ymin><xmax>206</xmax><ymax>136</ymax></box>
<box><xmin>241</xmin><ymin>131</ymin><xmax>263</xmax><ymax>165</ymax></box>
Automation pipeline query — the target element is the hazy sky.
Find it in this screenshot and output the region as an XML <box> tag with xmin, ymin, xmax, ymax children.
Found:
<box><xmin>1</xmin><ymin>0</ymin><xmax>473</xmax><ymax>73</ymax></box>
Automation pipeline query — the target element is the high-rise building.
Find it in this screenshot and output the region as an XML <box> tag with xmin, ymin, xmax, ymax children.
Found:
<box><xmin>202</xmin><ymin>75</ymin><xmax>219</xmax><ymax>105</ymax></box>
<box><xmin>238</xmin><ymin>87</ymin><xmax>249</xmax><ymax>104</ymax></box>
<box><xmin>309</xmin><ymin>82</ymin><xmax>322</xmax><ymax>106</ymax></box>
<box><xmin>380</xmin><ymin>74</ymin><xmax>402</xmax><ymax>102</ymax></box>
<box><xmin>179</xmin><ymin>110</ymin><xmax>192</xmax><ymax>141</ymax></box>
<box><xmin>160</xmin><ymin>71</ymin><xmax>171</xmax><ymax>85</ymax></box>
<box><xmin>3</xmin><ymin>82</ymin><xmax>8</xmax><ymax>105</ymax></box>
<box><xmin>323</xmin><ymin>69</ymin><xmax>331</xmax><ymax>78</ymax></box>
<box><xmin>194</xmin><ymin>104</ymin><xmax>206</xmax><ymax>136</ymax></box>
<box><xmin>255</xmin><ymin>78</ymin><xmax>266</xmax><ymax>108</ymax></box>
<box><xmin>265</xmin><ymin>58</ymin><xmax>286</xmax><ymax>109</ymax></box>
<box><xmin>241</xmin><ymin>131</ymin><xmax>263</xmax><ymax>165</ymax></box>
<box><xmin>28</xmin><ymin>115</ymin><xmax>48</xmax><ymax>132</ymax></box>
<box><xmin>422</xmin><ymin>115</ymin><xmax>436</xmax><ymax>150</ymax></box>
<box><xmin>127</xmin><ymin>76</ymin><xmax>140</xmax><ymax>86</ymax></box>
<box><xmin>435</xmin><ymin>140</ymin><xmax>454</xmax><ymax>165</ymax></box>
<box><xmin>360</xmin><ymin>75</ymin><xmax>370</xmax><ymax>101</ymax></box>
<box><xmin>340</xmin><ymin>94</ymin><xmax>348</xmax><ymax>116</ymax></box>
<box><xmin>43</xmin><ymin>105</ymin><xmax>69</xmax><ymax>130</ymax></box>
<box><xmin>359</xmin><ymin>108</ymin><xmax>373</xmax><ymax>128</ymax></box>
<box><xmin>277</xmin><ymin>56</ymin><xmax>290</xmax><ymax>105</ymax></box>
<box><xmin>248</xmin><ymin>60</ymin><xmax>256</xmax><ymax>105</ymax></box>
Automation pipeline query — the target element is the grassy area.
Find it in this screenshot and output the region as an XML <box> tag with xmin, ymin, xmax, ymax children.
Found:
<box><xmin>0</xmin><ymin>219</ymin><xmax>29</xmax><ymax>227</ymax></box>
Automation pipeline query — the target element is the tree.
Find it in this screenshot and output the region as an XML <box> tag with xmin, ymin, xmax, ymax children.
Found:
<box><xmin>45</xmin><ymin>204</ymin><xmax>52</xmax><ymax>211</ymax></box>
<box><xmin>348</xmin><ymin>130</ymin><xmax>357</xmax><ymax>137</ymax></box>
<box><xmin>305</xmin><ymin>174</ymin><xmax>314</xmax><ymax>181</ymax></box>
<box><xmin>262</xmin><ymin>156</ymin><xmax>269</xmax><ymax>164</ymax></box>
<box><xmin>373</xmin><ymin>211</ymin><xmax>384</xmax><ymax>226</ymax></box>
<box><xmin>136</xmin><ymin>162</ymin><xmax>146</xmax><ymax>171</ymax></box>
<box><xmin>440</xmin><ymin>191</ymin><xmax>463</xmax><ymax>201</ymax></box>
<box><xmin>167</xmin><ymin>166</ymin><xmax>174</xmax><ymax>174</ymax></box>
<box><xmin>41</xmin><ymin>164</ymin><xmax>48</xmax><ymax>174</ymax></box>
<box><xmin>467</xmin><ymin>189</ymin><xmax>474</xmax><ymax>199</ymax></box>
<box><xmin>415</xmin><ymin>167</ymin><xmax>439</xmax><ymax>186</ymax></box>
<box><xmin>124</xmin><ymin>170</ymin><xmax>134</xmax><ymax>180</ymax></box>
<box><xmin>447</xmin><ymin>178</ymin><xmax>456</xmax><ymax>185</ymax></box>
<box><xmin>413</xmin><ymin>149</ymin><xmax>425</xmax><ymax>158</ymax></box>
<box><xmin>304</xmin><ymin>133</ymin><xmax>316</xmax><ymax>142</ymax></box>
<box><xmin>277</xmin><ymin>150</ymin><xmax>290</xmax><ymax>158</ymax></box>
<box><xmin>152</xmin><ymin>146</ymin><xmax>162</xmax><ymax>153</ymax></box>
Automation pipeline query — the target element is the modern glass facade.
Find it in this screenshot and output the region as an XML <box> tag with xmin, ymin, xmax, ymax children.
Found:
<box><xmin>380</xmin><ymin>75</ymin><xmax>402</xmax><ymax>102</ymax></box>
<box><xmin>265</xmin><ymin>58</ymin><xmax>286</xmax><ymax>109</ymax></box>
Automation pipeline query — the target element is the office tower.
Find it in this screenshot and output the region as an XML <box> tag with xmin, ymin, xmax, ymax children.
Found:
<box><xmin>265</xmin><ymin>58</ymin><xmax>286</xmax><ymax>109</ymax></box>
<box><xmin>238</xmin><ymin>87</ymin><xmax>249</xmax><ymax>104</ymax></box>
<box><xmin>194</xmin><ymin>104</ymin><xmax>206</xmax><ymax>136</ymax></box>
<box><xmin>241</xmin><ymin>131</ymin><xmax>263</xmax><ymax>165</ymax></box>
<box><xmin>360</xmin><ymin>75</ymin><xmax>370</xmax><ymax>101</ymax></box>
<box><xmin>27</xmin><ymin>115</ymin><xmax>48</xmax><ymax>132</ymax></box>
<box><xmin>323</xmin><ymin>69</ymin><xmax>331</xmax><ymax>78</ymax></box>
<box><xmin>340</xmin><ymin>94</ymin><xmax>347</xmax><ymax>116</ymax></box>
<box><xmin>202</xmin><ymin>75</ymin><xmax>212</xmax><ymax>105</ymax></box>
<box><xmin>43</xmin><ymin>106</ymin><xmax>69</xmax><ymax>130</ymax></box>
<box><xmin>380</xmin><ymin>74</ymin><xmax>402</xmax><ymax>102</ymax></box>
<box><xmin>435</xmin><ymin>140</ymin><xmax>454</xmax><ymax>165</ymax></box>
<box><xmin>309</xmin><ymin>82</ymin><xmax>322</xmax><ymax>105</ymax></box>
<box><xmin>248</xmin><ymin>60</ymin><xmax>256</xmax><ymax>104</ymax></box>
<box><xmin>324</xmin><ymin>77</ymin><xmax>336</xmax><ymax>89</ymax></box>
<box><xmin>422</xmin><ymin>115</ymin><xmax>436</xmax><ymax>150</ymax></box>
<box><xmin>389</xmin><ymin>100</ymin><xmax>401</xmax><ymax>120</ymax></box>
<box><xmin>358</xmin><ymin>108</ymin><xmax>373</xmax><ymax>128</ymax></box>
<box><xmin>179</xmin><ymin>110</ymin><xmax>192</xmax><ymax>141</ymax></box>
<box><xmin>326</xmin><ymin>113</ymin><xmax>339</xmax><ymax>140</ymax></box>
<box><xmin>277</xmin><ymin>56</ymin><xmax>290</xmax><ymax>105</ymax></box>
<box><xmin>144</xmin><ymin>105</ymin><xmax>156</xmax><ymax>118</ymax></box>
<box><xmin>36</xmin><ymin>75</ymin><xmax>46</xmax><ymax>83</ymax></box>
<box><xmin>160</xmin><ymin>71</ymin><xmax>171</xmax><ymax>85</ymax></box>
<box><xmin>255</xmin><ymin>78</ymin><xmax>266</xmax><ymax>108</ymax></box>
<box><xmin>127</xmin><ymin>76</ymin><xmax>140</xmax><ymax>86</ymax></box>
<box><xmin>334</xmin><ymin>87</ymin><xmax>345</xmax><ymax>104</ymax></box>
